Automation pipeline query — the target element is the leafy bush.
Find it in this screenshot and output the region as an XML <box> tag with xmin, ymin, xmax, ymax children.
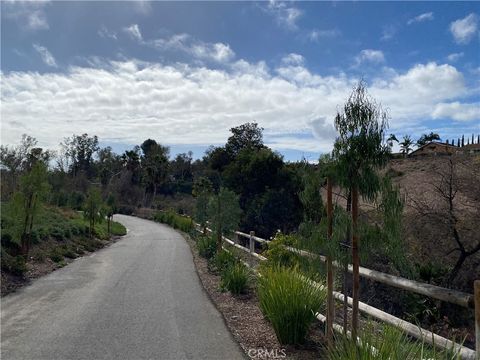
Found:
<box><xmin>110</xmin><ymin>221</ymin><xmax>127</xmax><ymax>236</ymax></box>
<box><xmin>209</xmin><ymin>250</ymin><xmax>237</xmax><ymax>273</ymax></box>
<box><xmin>154</xmin><ymin>210</ymin><xmax>193</xmax><ymax>232</ymax></box>
<box><xmin>221</xmin><ymin>262</ymin><xmax>250</xmax><ymax>295</ymax></box>
<box><xmin>197</xmin><ymin>235</ymin><xmax>217</xmax><ymax>259</ymax></box>
<box><xmin>263</xmin><ymin>232</ymin><xmax>302</xmax><ymax>269</ymax></box>
<box><xmin>257</xmin><ymin>266</ymin><xmax>326</xmax><ymax>345</ymax></box>
<box><xmin>327</xmin><ymin>323</ymin><xmax>461</xmax><ymax>360</ymax></box>
<box><xmin>49</xmin><ymin>248</ymin><xmax>64</xmax><ymax>263</ymax></box>
<box><xmin>1</xmin><ymin>248</ymin><xmax>27</xmax><ymax>275</ymax></box>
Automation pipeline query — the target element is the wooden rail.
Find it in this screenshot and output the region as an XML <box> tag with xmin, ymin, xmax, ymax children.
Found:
<box><xmin>284</xmin><ymin>246</ymin><xmax>475</xmax><ymax>309</ymax></box>
<box><xmin>190</xmin><ymin>220</ymin><xmax>477</xmax><ymax>358</ymax></box>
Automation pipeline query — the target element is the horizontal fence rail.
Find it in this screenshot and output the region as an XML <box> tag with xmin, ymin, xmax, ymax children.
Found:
<box><xmin>190</xmin><ymin>220</ymin><xmax>478</xmax><ymax>359</ymax></box>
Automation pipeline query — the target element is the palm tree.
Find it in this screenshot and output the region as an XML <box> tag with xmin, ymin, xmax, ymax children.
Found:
<box><xmin>416</xmin><ymin>132</ymin><xmax>441</xmax><ymax>147</ymax></box>
<box><xmin>399</xmin><ymin>135</ymin><xmax>414</xmax><ymax>157</ymax></box>
<box><xmin>387</xmin><ymin>134</ymin><xmax>399</xmax><ymax>149</ymax></box>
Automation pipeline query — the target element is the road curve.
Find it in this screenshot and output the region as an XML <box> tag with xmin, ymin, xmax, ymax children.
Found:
<box><xmin>1</xmin><ymin>215</ymin><xmax>245</xmax><ymax>360</ymax></box>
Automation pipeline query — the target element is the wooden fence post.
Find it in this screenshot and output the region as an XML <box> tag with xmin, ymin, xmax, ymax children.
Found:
<box><xmin>249</xmin><ymin>231</ymin><xmax>255</xmax><ymax>254</ymax></box>
<box><xmin>326</xmin><ymin>177</ymin><xmax>334</xmax><ymax>348</ymax></box>
<box><xmin>475</xmin><ymin>280</ymin><xmax>480</xmax><ymax>358</ymax></box>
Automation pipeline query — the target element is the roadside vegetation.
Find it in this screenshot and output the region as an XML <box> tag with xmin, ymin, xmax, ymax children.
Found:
<box><xmin>1</xmin><ymin>79</ymin><xmax>478</xmax><ymax>353</ymax></box>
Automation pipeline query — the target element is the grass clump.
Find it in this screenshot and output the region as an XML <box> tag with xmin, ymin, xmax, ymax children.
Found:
<box><xmin>328</xmin><ymin>323</ymin><xmax>461</xmax><ymax>360</ymax></box>
<box><xmin>209</xmin><ymin>249</ymin><xmax>237</xmax><ymax>273</ymax></box>
<box><xmin>220</xmin><ymin>262</ymin><xmax>250</xmax><ymax>295</ymax></box>
<box><xmin>197</xmin><ymin>235</ymin><xmax>217</xmax><ymax>260</ymax></box>
<box><xmin>154</xmin><ymin>210</ymin><xmax>193</xmax><ymax>232</ymax></box>
<box><xmin>49</xmin><ymin>248</ymin><xmax>64</xmax><ymax>263</ymax></box>
<box><xmin>257</xmin><ymin>266</ymin><xmax>326</xmax><ymax>345</ymax></box>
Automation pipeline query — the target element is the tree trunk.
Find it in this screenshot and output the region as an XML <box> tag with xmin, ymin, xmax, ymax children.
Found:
<box><xmin>447</xmin><ymin>251</ymin><xmax>467</xmax><ymax>286</ymax></box>
<box><xmin>326</xmin><ymin>177</ymin><xmax>334</xmax><ymax>348</ymax></box>
<box><xmin>343</xmin><ymin>191</ymin><xmax>351</xmax><ymax>333</ymax></box>
<box><xmin>351</xmin><ymin>186</ymin><xmax>360</xmax><ymax>340</ymax></box>
<box><xmin>216</xmin><ymin>196</ymin><xmax>222</xmax><ymax>252</ymax></box>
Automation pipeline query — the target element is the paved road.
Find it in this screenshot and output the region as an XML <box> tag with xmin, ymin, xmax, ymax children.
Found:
<box><xmin>1</xmin><ymin>215</ymin><xmax>244</xmax><ymax>360</ymax></box>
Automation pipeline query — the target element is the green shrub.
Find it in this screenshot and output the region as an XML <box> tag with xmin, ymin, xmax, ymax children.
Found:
<box><xmin>221</xmin><ymin>262</ymin><xmax>250</xmax><ymax>295</ymax></box>
<box><xmin>60</xmin><ymin>245</ymin><xmax>77</xmax><ymax>259</ymax></box>
<box><xmin>50</xmin><ymin>227</ymin><xmax>65</xmax><ymax>240</ymax></box>
<box><xmin>210</xmin><ymin>250</ymin><xmax>237</xmax><ymax>273</ymax></box>
<box><xmin>49</xmin><ymin>248</ymin><xmax>64</xmax><ymax>263</ymax></box>
<box><xmin>110</xmin><ymin>221</ymin><xmax>127</xmax><ymax>236</ymax></box>
<box><xmin>197</xmin><ymin>235</ymin><xmax>217</xmax><ymax>259</ymax></box>
<box><xmin>257</xmin><ymin>266</ymin><xmax>326</xmax><ymax>345</ymax></box>
<box><xmin>154</xmin><ymin>210</ymin><xmax>193</xmax><ymax>232</ymax></box>
<box><xmin>1</xmin><ymin>248</ymin><xmax>27</xmax><ymax>275</ymax></box>
<box><xmin>263</xmin><ymin>233</ymin><xmax>302</xmax><ymax>269</ymax></box>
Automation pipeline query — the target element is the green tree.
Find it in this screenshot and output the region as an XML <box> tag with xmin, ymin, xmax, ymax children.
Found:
<box><xmin>141</xmin><ymin>139</ymin><xmax>169</xmax><ymax>206</ymax></box>
<box><xmin>192</xmin><ymin>177</ymin><xmax>213</xmax><ymax>234</ymax></box>
<box><xmin>332</xmin><ymin>81</ymin><xmax>390</xmax><ymax>339</ymax></box>
<box><xmin>207</xmin><ymin>187</ymin><xmax>241</xmax><ymax>252</ymax></box>
<box><xmin>84</xmin><ymin>187</ymin><xmax>105</xmax><ymax>238</ymax></box>
<box><xmin>416</xmin><ymin>132</ymin><xmax>441</xmax><ymax>147</ymax></box>
<box><xmin>61</xmin><ymin>133</ymin><xmax>99</xmax><ymax>178</ymax></box>
<box><xmin>9</xmin><ymin>161</ymin><xmax>50</xmax><ymax>256</ymax></box>
<box><xmin>105</xmin><ymin>194</ymin><xmax>117</xmax><ymax>236</ymax></box>
<box><xmin>399</xmin><ymin>135</ymin><xmax>414</xmax><ymax>157</ymax></box>
<box><xmin>225</xmin><ymin>122</ymin><xmax>264</xmax><ymax>156</ymax></box>
<box><xmin>386</xmin><ymin>134</ymin><xmax>398</xmax><ymax>149</ymax></box>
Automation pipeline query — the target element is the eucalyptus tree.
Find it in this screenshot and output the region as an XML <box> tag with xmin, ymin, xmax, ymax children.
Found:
<box><xmin>332</xmin><ymin>81</ymin><xmax>390</xmax><ymax>339</ymax></box>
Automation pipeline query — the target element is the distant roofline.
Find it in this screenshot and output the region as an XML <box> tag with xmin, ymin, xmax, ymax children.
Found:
<box><xmin>409</xmin><ymin>141</ymin><xmax>458</xmax><ymax>156</ymax></box>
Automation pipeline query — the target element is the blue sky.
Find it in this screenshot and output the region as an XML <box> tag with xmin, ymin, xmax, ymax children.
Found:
<box><xmin>1</xmin><ymin>1</ymin><xmax>479</xmax><ymax>161</ymax></box>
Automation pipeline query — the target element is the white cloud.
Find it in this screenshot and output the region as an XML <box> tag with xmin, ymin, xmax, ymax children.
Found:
<box><xmin>98</xmin><ymin>25</ymin><xmax>117</xmax><ymax>40</ymax></box>
<box><xmin>407</xmin><ymin>12</ymin><xmax>434</xmax><ymax>25</ymax></box>
<box><xmin>0</xmin><ymin>59</ymin><xmax>474</xmax><ymax>155</ymax></box>
<box><xmin>432</xmin><ymin>102</ymin><xmax>480</xmax><ymax>121</ymax></box>
<box><xmin>355</xmin><ymin>49</ymin><xmax>385</xmax><ymax>65</ymax></box>
<box><xmin>308</xmin><ymin>29</ymin><xmax>339</xmax><ymax>41</ymax></box>
<box><xmin>132</xmin><ymin>0</ymin><xmax>152</xmax><ymax>15</ymax></box>
<box><xmin>446</xmin><ymin>52</ymin><xmax>464</xmax><ymax>62</ymax></box>
<box><xmin>32</xmin><ymin>44</ymin><xmax>57</xmax><ymax>67</ymax></box>
<box><xmin>124</xmin><ymin>24</ymin><xmax>143</xmax><ymax>42</ymax></box>
<box><xmin>381</xmin><ymin>25</ymin><xmax>397</xmax><ymax>41</ymax></box>
<box><xmin>450</xmin><ymin>13</ymin><xmax>479</xmax><ymax>44</ymax></box>
<box><xmin>265</xmin><ymin>0</ymin><xmax>303</xmax><ymax>31</ymax></box>
<box><xmin>281</xmin><ymin>53</ymin><xmax>305</xmax><ymax>66</ymax></box>
<box><xmin>148</xmin><ymin>33</ymin><xmax>235</xmax><ymax>64</ymax></box>
<box><xmin>3</xmin><ymin>1</ymin><xmax>50</xmax><ymax>30</ymax></box>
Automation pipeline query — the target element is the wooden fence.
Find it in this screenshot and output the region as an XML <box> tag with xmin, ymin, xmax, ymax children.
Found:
<box><xmin>194</xmin><ymin>223</ymin><xmax>479</xmax><ymax>360</ymax></box>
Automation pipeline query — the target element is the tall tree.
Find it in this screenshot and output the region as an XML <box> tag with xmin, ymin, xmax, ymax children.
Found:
<box><xmin>225</xmin><ymin>122</ymin><xmax>264</xmax><ymax>156</ymax></box>
<box><xmin>10</xmin><ymin>161</ymin><xmax>50</xmax><ymax>256</ymax></box>
<box><xmin>332</xmin><ymin>81</ymin><xmax>389</xmax><ymax>339</ymax></box>
<box><xmin>207</xmin><ymin>188</ymin><xmax>241</xmax><ymax>252</ymax></box>
<box><xmin>84</xmin><ymin>187</ymin><xmax>105</xmax><ymax>239</ymax></box>
<box><xmin>399</xmin><ymin>135</ymin><xmax>414</xmax><ymax>157</ymax></box>
<box><xmin>416</xmin><ymin>132</ymin><xmax>441</xmax><ymax>147</ymax></box>
<box><xmin>61</xmin><ymin>134</ymin><xmax>99</xmax><ymax>178</ymax></box>
<box><xmin>192</xmin><ymin>176</ymin><xmax>213</xmax><ymax>234</ymax></box>
<box><xmin>141</xmin><ymin>139</ymin><xmax>169</xmax><ymax>205</ymax></box>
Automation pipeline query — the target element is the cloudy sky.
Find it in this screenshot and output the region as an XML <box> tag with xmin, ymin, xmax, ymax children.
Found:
<box><xmin>1</xmin><ymin>1</ymin><xmax>479</xmax><ymax>161</ymax></box>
